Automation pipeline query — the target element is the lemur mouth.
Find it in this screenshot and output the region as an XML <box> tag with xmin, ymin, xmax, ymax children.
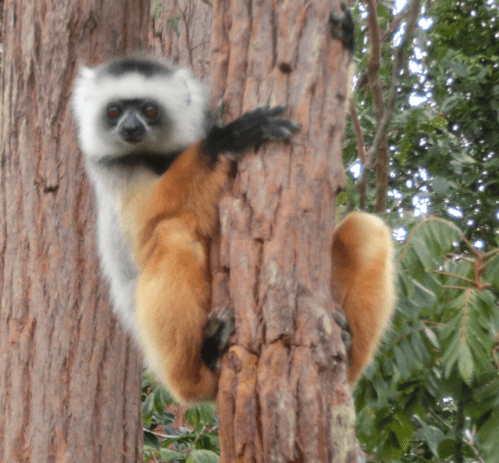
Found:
<box><xmin>124</xmin><ymin>136</ymin><xmax>143</xmax><ymax>144</ymax></box>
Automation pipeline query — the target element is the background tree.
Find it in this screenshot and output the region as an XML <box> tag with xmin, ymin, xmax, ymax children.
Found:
<box><xmin>0</xmin><ymin>0</ymin><xmax>149</xmax><ymax>461</ymax></box>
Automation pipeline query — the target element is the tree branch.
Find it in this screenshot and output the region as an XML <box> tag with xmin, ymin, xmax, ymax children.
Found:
<box><xmin>354</xmin><ymin>0</ymin><xmax>421</xmax><ymax>200</ymax></box>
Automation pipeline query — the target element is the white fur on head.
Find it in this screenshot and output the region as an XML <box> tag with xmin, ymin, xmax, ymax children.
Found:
<box><xmin>71</xmin><ymin>59</ymin><xmax>208</xmax><ymax>161</ymax></box>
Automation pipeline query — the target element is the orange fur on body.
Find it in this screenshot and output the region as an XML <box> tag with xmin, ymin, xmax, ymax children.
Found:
<box><xmin>331</xmin><ymin>211</ymin><xmax>396</xmax><ymax>384</ymax></box>
<box><xmin>123</xmin><ymin>143</ymin><xmax>229</xmax><ymax>403</ymax></box>
<box><xmin>121</xmin><ymin>144</ymin><xmax>394</xmax><ymax>400</ymax></box>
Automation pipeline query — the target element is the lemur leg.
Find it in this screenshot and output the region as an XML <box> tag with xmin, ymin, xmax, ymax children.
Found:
<box><xmin>135</xmin><ymin>217</ymin><xmax>219</xmax><ymax>403</ymax></box>
<box><xmin>331</xmin><ymin>212</ymin><xmax>395</xmax><ymax>384</ymax></box>
<box><xmin>133</xmin><ymin>146</ymin><xmax>229</xmax><ymax>403</ymax></box>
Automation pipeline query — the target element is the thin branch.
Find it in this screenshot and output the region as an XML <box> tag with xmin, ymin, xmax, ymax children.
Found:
<box><xmin>349</xmin><ymin>97</ymin><xmax>367</xmax><ymax>210</ymax></box>
<box><xmin>431</xmin><ymin>408</ymin><xmax>486</xmax><ymax>463</ymax></box>
<box><xmin>483</xmin><ymin>248</ymin><xmax>499</xmax><ymax>261</ymax></box>
<box><xmin>193</xmin><ymin>424</ymin><xmax>218</xmax><ymax>446</ymax></box>
<box><xmin>349</xmin><ymin>98</ymin><xmax>366</xmax><ymax>165</ymax></box>
<box><xmin>365</xmin><ymin>0</ymin><xmax>384</xmax><ymax>121</ymax></box>
<box><xmin>433</xmin><ymin>270</ymin><xmax>476</xmax><ymax>286</ymax></box>
<box><xmin>354</xmin><ymin>0</ymin><xmax>421</xmax><ymax>193</ymax></box>
<box><xmin>143</xmin><ymin>428</ymin><xmax>182</xmax><ymax>440</ymax></box>
<box><xmin>429</xmin><ymin>407</ymin><xmax>452</xmax><ymax>430</ymax></box>
<box><xmin>147</xmin><ymin>450</ymin><xmax>159</xmax><ymax>463</ymax></box>
<box><xmin>381</xmin><ymin>9</ymin><xmax>406</xmax><ymax>43</ymax></box>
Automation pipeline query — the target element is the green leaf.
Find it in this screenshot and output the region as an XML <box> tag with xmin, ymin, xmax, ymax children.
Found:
<box><xmin>431</xmin><ymin>176</ymin><xmax>451</xmax><ymax>195</ymax></box>
<box><xmin>185</xmin><ymin>403</ymin><xmax>216</xmax><ymax>429</ymax></box>
<box><xmin>449</xmin><ymin>59</ymin><xmax>469</xmax><ymax>78</ymax></box>
<box><xmin>143</xmin><ymin>431</ymin><xmax>161</xmax><ymax>450</ymax></box>
<box><xmin>388</xmin><ymin>413</ymin><xmax>414</xmax><ymax>452</ymax></box>
<box><xmin>159</xmin><ymin>449</ymin><xmax>183</xmax><ymax>461</ymax></box>
<box><xmin>477</xmin><ymin>409</ymin><xmax>499</xmax><ymax>463</ymax></box>
<box><xmin>411</xmin><ymin>280</ymin><xmax>437</xmax><ymax>310</ymax></box>
<box><xmin>187</xmin><ymin>449</ymin><xmax>220</xmax><ymax>463</ymax></box>
<box><xmin>458</xmin><ymin>343</ymin><xmax>474</xmax><ymax>385</ymax></box>
<box><xmin>474</xmin><ymin>374</ymin><xmax>499</xmax><ymax>403</ymax></box>
<box><xmin>142</xmin><ymin>392</ymin><xmax>156</xmax><ymax>423</ymax></box>
<box><xmin>425</xmin><ymin>327</ymin><xmax>440</xmax><ymax>349</ymax></box>
<box><xmin>441</xmin><ymin>94</ymin><xmax>461</xmax><ymax>112</ymax></box>
<box><xmin>483</xmin><ymin>252</ymin><xmax>499</xmax><ymax>288</ymax></box>
<box><xmin>437</xmin><ymin>438</ymin><xmax>456</xmax><ymax>459</ymax></box>
<box><xmin>393</xmin><ymin>346</ymin><xmax>411</xmax><ymax>380</ymax></box>
<box><xmin>415</xmin><ymin>417</ymin><xmax>446</xmax><ymax>458</ymax></box>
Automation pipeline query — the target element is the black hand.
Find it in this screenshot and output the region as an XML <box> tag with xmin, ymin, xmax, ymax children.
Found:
<box><xmin>329</xmin><ymin>2</ymin><xmax>355</xmax><ymax>56</ymax></box>
<box><xmin>201</xmin><ymin>306</ymin><xmax>235</xmax><ymax>371</ymax></box>
<box><xmin>205</xmin><ymin>105</ymin><xmax>301</xmax><ymax>163</ymax></box>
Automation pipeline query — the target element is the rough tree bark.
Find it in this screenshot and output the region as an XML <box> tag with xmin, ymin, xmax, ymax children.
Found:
<box><xmin>148</xmin><ymin>0</ymin><xmax>212</xmax><ymax>79</ymax></box>
<box><xmin>210</xmin><ymin>0</ymin><xmax>358</xmax><ymax>461</ymax></box>
<box><xmin>0</xmin><ymin>0</ymin><xmax>149</xmax><ymax>461</ymax></box>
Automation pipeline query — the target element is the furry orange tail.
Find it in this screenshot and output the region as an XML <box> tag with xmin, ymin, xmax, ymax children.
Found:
<box><xmin>331</xmin><ymin>212</ymin><xmax>396</xmax><ymax>384</ymax></box>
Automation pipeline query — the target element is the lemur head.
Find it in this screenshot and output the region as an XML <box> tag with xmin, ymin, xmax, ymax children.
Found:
<box><xmin>72</xmin><ymin>57</ymin><xmax>209</xmax><ymax>162</ymax></box>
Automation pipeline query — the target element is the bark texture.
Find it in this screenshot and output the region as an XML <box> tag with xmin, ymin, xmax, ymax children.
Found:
<box><xmin>0</xmin><ymin>0</ymin><xmax>149</xmax><ymax>461</ymax></box>
<box><xmin>210</xmin><ymin>0</ymin><xmax>358</xmax><ymax>461</ymax></box>
<box><xmin>149</xmin><ymin>0</ymin><xmax>212</xmax><ymax>80</ymax></box>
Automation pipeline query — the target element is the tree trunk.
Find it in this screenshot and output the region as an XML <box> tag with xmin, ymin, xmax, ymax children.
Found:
<box><xmin>211</xmin><ymin>0</ymin><xmax>358</xmax><ymax>461</ymax></box>
<box><xmin>0</xmin><ymin>0</ymin><xmax>149</xmax><ymax>461</ymax></box>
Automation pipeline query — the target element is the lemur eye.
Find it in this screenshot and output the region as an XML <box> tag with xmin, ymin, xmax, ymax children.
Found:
<box><xmin>143</xmin><ymin>105</ymin><xmax>159</xmax><ymax>121</ymax></box>
<box><xmin>107</xmin><ymin>106</ymin><xmax>121</xmax><ymax>119</ymax></box>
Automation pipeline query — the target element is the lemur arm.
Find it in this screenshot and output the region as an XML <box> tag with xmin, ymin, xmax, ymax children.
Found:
<box><xmin>128</xmin><ymin>106</ymin><xmax>300</xmax><ymax>403</ymax></box>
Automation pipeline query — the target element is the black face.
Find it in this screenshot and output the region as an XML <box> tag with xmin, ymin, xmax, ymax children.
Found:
<box><xmin>105</xmin><ymin>99</ymin><xmax>162</xmax><ymax>143</ymax></box>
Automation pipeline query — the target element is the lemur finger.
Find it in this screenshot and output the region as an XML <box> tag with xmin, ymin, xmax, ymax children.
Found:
<box><xmin>232</xmin><ymin>118</ymin><xmax>300</xmax><ymax>144</ymax></box>
<box><xmin>228</xmin><ymin>111</ymin><xmax>300</xmax><ymax>144</ymax></box>
<box><xmin>260</xmin><ymin>104</ymin><xmax>286</xmax><ymax>118</ymax></box>
<box><xmin>261</xmin><ymin>118</ymin><xmax>302</xmax><ymax>141</ymax></box>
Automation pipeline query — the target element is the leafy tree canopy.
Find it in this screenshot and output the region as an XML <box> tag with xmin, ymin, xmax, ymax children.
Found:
<box><xmin>347</xmin><ymin>1</ymin><xmax>499</xmax><ymax>461</ymax></box>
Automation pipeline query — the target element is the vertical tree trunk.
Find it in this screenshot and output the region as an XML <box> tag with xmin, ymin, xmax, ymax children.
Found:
<box><xmin>211</xmin><ymin>0</ymin><xmax>358</xmax><ymax>461</ymax></box>
<box><xmin>0</xmin><ymin>0</ymin><xmax>149</xmax><ymax>461</ymax></box>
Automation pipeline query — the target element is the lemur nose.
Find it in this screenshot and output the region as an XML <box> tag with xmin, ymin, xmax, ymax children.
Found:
<box><xmin>120</xmin><ymin>113</ymin><xmax>146</xmax><ymax>142</ymax></box>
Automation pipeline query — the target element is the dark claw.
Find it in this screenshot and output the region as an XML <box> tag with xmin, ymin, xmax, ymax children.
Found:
<box><xmin>212</xmin><ymin>100</ymin><xmax>225</xmax><ymax>127</ymax></box>
<box><xmin>333</xmin><ymin>305</ymin><xmax>352</xmax><ymax>358</ymax></box>
<box><xmin>262</xmin><ymin>118</ymin><xmax>302</xmax><ymax>140</ymax></box>
<box><xmin>201</xmin><ymin>306</ymin><xmax>235</xmax><ymax>371</ymax></box>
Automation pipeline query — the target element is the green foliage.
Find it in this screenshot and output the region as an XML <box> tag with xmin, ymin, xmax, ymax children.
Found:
<box><xmin>142</xmin><ymin>371</ymin><xmax>220</xmax><ymax>463</ymax></box>
<box><xmin>151</xmin><ymin>0</ymin><xmax>164</xmax><ymax>20</ymax></box>
<box><xmin>168</xmin><ymin>13</ymin><xmax>183</xmax><ymax>38</ymax></box>
<box><xmin>355</xmin><ymin>218</ymin><xmax>499</xmax><ymax>462</ymax></box>
<box><xmin>346</xmin><ymin>3</ymin><xmax>499</xmax><ymax>457</ymax></box>
<box><xmin>346</xmin><ymin>0</ymin><xmax>499</xmax><ymax>248</ymax></box>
